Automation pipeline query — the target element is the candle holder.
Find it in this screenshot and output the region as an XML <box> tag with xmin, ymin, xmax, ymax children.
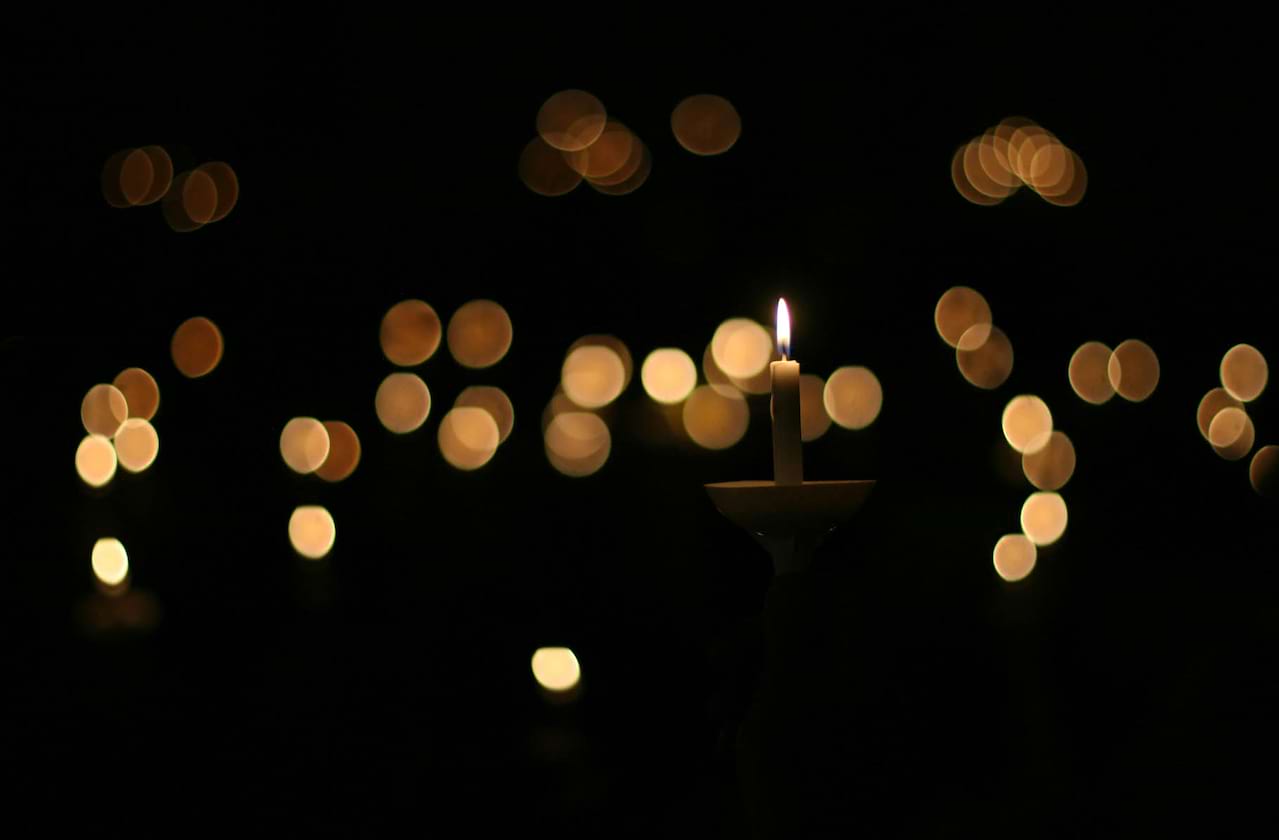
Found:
<box><xmin>704</xmin><ymin>479</ymin><xmax>875</xmax><ymax>574</ymax></box>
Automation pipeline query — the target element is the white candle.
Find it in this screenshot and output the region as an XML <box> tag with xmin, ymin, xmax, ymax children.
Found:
<box><xmin>771</xmin><ymin>298</ymin><xmax>803</xmax><ymax>485</ymax></box>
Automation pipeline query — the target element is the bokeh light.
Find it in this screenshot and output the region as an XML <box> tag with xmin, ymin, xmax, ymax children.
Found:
<box><xmin>438</xmin><ymin>407</ymin><xmax>500</xmax><ymax>471</ymax></box>
<box><xmin>1220</xmin><ymin>344</ymin><xmax>1268</xmax><ymax>402</ymax></box>
<box><xmin>799</xmin><ymin>374</ymin><xmax>832</xmax><ymax>442</ymax></box>
<box><xmin>702</xmin><ymin>342</ymin><xmax>739</xmax><ymax>395</ymax></box>
<box><xmin>137</xmin><ymin>145</ymin><xmax>173</xmax><ymax>205</ymax></box>
<box><xmin>1251</xmin><ymin>445</ymin><xmax>1279</xmax><ymax>498</ymax></box>
<box><xmin>1107</xmin><ymin>339</ymin><xmax>1160</xmax><ymax>402</ymax></box>
<box><xmin>976</xmin><ymin>130</ymin><xmax>1021</xmax><ymax>190</ymax></box>
<box><xmin>562</xmin><ymin>344</ymin><xmax>626</xmax><ymax>409</ymax></box>
<box><xmin>162</xmin><ymin>170</ymin><xmax>219</xmax><ymax>232</ymax></box>
<box><xmin>280</xmin><ymin>417</ymin><xmax>331</xmax><ymax>474</ymax></box>
<box><xmin>956</xmin><ymin>325</ymin><xmax>1013</xmax><ymax>389</ymax></box>
<box><xmin>823</xmin><ymin>366</ymin><xmax>882</xmax><ymax>430</ymax></box>
<box><xmin>289</xmin><ymin>506</ymin><xmax>336</xmax><ymax>560</ymax></box>
<box><xmin>536</xmin><ymin>90</ymin><xmax>607</xmax><ymax>152</ymax></box>
<box><xmin>545</xmin><ymin>411</ymin><xmax>611</xmax><ymax>477</ymax></box>
<box><xmin>1209</xmin><ymin>407</ymin><xmax>1255</xmax><ymax>461</ymax></box>
<box><xmin>1022</xmin><ymin>431</ymin><xmax>1076</xmax><ymax>491</ymax></box>
<box><xmin>671</xmin><ymin>94</ymin><xmax>741</xmax><ymax>156</ymax></box>
<box><xmin>531</xmin><ymin>647</ymin><xmax>581</xmax><ymax>692</ymax></box>
<box><xmin>171</xmin><ymin>316</ymin><xmax>224</xmax><ymax>378</ymax></box>
<box><xmin>380</xmin><ymin>300</ymin><xmax>442</xmax><ymax>367</ymax></box>
<box><xmin>113</xmin><ymin>367</ymin><xmax>160</xmax><ymax>420</ymax></box>
<box><xmin>641</xmin><ymin>348</ymin><xmax>697</xmax><ymax>404</ymax></box>
<box><xmin>1197</xmin><ymin>387</ymin><xmax>1244</xmax><ymax>442</ymax></box>
<box><xmin>934</xmin><ymin>287</ymin><xmax>992</xmax><ymax>350</ymax></box>
<box><xmin>114</xmin><ymin>418</ymin><xmax>159</xmax><ymax>473</ymax></box>
<box><xmin>993</xmin><ymin>534</ymin><xmax>1037</xmax><ymax>582</ymax></box>
<box><xmin>1021</xmin><ymin>492</ymin><xmax>1068</xmax><ymax>546</ymax></box>
<box><xmin>375</xmin><ymin>373</ymin><xmax>431</xmax><ymax>434</ymax></box>
<box><xmin>1039</xmin><ymin>150</ymin><xmax>1087</xmax><ymax>207</ymax></box>
<box><xmin>711</xmin><ymin>318</ymin><xmax>772</xmax><ymax>380</ymax></box>
<box><xmin>568</xmin><ymin>335</ymin><xmax>633</xmax><ymax>389</ymax></box>
<box><xmin>1069</xmin><ymin>341</ymin><xmax>1115</xmax><ymax>405</ymax></box>
<box><xmin>101</xmin><ymin>148</ymin><xmax>152</xmax><ymax>208</ymax></box>
<box><xmin>81</xmin><ymin>383</ymin><xmax>128</xmax><ymax>438</ymax></box>
<box><xmin>315</xmin><ymin>421</ymin><xmax>361</xmax><ymax>482</ymax></box>
<box><xmin>588</xmin><ymin>138</ymin><xmax>652</xmax><ymax>195</ymax></box>
<box><xmin>682</xmin><ymin>385</ymin><xmax>749</xmax><ymax>450</ymax></box>
<box><xmin>963</xmin><ymin>138</ymin><xmax>1017</xmax><ymax>200</ymax></box>
<box><xmin>455</xmin><ymin>386</ymin><xmax>515</xmax><ymax>444</ymax></box>
<box><xmin>1001</xmin><ymin>395</ymin><xmax>1053</xmax><ymax>454</ymax></box>
<box><xmin>518</xmin><ymin>137</ymin><xmax>582</xmax><ymax>197</ymax></box>
<box><xmin>92</xmin><ymin>538</ymin><xmax>129</xmax><ymax>588</ymax></box>
<box><xmin>447</xmin><ymin>300</ymin><xmax>513</xmax><ymax>369</ymax></box>
<box><xmin>76</xmin><ymin>435</ymin><xmax>117</xmax><ymax>488</ymax></box>
<box><xmin>565</xmin><ymin>120</ymin><xmax>634</xmax><ymax>180</ymax></box>
<box><xmin>951</xmin><ymin>145</ymin><xmax>1002</xmax><ymax>206</ymax></box>
<box><xmin>196</xmin><ymin>162</ymin><xmax>239</xmax><ymax>223</ymax></box>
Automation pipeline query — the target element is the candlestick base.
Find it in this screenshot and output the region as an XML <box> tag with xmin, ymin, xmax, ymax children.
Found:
<box><xmin>704</xmin><ymin>480</ymin><xmax>874</xmax><ymax>574</ymax></box>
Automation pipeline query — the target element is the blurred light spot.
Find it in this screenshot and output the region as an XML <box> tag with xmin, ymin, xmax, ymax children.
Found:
<box><xmin>729</xmin><ymin>328</ymin><xmax>779</xmax><ymax>395</ymax></box>
<box><xmin>455</xmin><ymin>386</ymin><xmax>515</xmax><ymax>444</ymax></box>
<box><xmin>315</xmin><ymin>421</ymin><xmax>361</xmax><ymax>482</ymax></box>
<box><xmin>280</xmin><ymin>417</ymin><xmax>331</xmax><ymax>474</ymax></box>
<box><xmin>289</xmin><ymin>506</ymin><xmax>335</xmax><ymax>560</ymax></box>
<box><xmin>823</xmin><ymin>366</ymin><xmax>882</xmax><ymax>430</ymax></box>
<box><xmin>963</xmin><ymin>138</ymin><xmax>1017</xmax><ymax>199</ymax></box>
<box><xmin>1209</xmin><ymin>407</ymin><xmax>1255</xmax><ymax>461</ymax></box>
<box><xmin>81</xmin><ymin>384</ymin><xmax>128</xmax><ymax>438</ymax></box>
<box><xmin>1002</xmin><ymin>395</ymin><xmax>1053</xmax><ymax>454</ymax></box>
<box><xmin>1069</xmin><ymin>341</ymin><xmax>1115</xmax><ymax>404</ymax></box>
<box><xmin>531</xmin><ymin>647</ymin><xmax>581</xmax><ymax>692</ymax></box>
<box><xmin>641</xmin><ymin>348</ymin><xmax>697</xmax><ymax>404</ymax></box>
<box><xmin>541</xmin><ymin>390</ymin><xmax>580</xmax><ymax>432</ymax></box>
<box><xmin>76</xmin><ymin>435</ymin><xmax>117</xmax><ymax>488</ymax></box>
<box><xmin>380</xmin><ymin>300</ymin><xmax>442</xmax><ymax>367</ymax></box>
<box><xmin>993</xmin><ymin>534</ymin><xmax>1037</xmax><ymax>582</ymax></box>
<box><xmin>101</xmin><ymin>149</ymin><xmax>151</xmax><ymax>208</ymax></box>
<box><xmin>536</xmin><ymin>90</ymin><xmax>607</xmax><ymax>152</ymax></box>
<box><xmin>588</xmin><ymin>141</ymin><xmax>652</xmax><ymax>196</ymax></box>
<box><xmin>586</xmin><ymin>132</ymin><xmax>645</xmax><ymax>186</ymax></box>
<box><xmin>447</xmin><ymin>300</ymin><xmax>513</xmax><ymax>369</ymax></box>
<box><xmin>1220</xmin><ymin>344</ymin><xmax>1268</xmax><ymax>402</ymax></box>
<box><xmin>114</xmin><ymin>418</ymin><xmax>159</xmax><ymax>473</ymax></box>
<box><xmin>92</xmin><ymin>538</ymin><xmax>129</xmax><ymax>587</ymax></box>
<box><xmin>1021</xmin><ymin>492</ymin><xmax>1068</xmax><ymax>546</ymax></box>
<box><xmin>1022</xmin><ymin>431</ymin><xmax>1076</xmax><ymax>490</ymax></box>
<box><xmin>519</xmin><ymin>137</ymin><xmax>582</xmax><ymax>197</ymax></box>
<box><xmin>951</xmin><ymin>145</ymin><xmax>1002</xmax><ymax>206</ymax></box>
<box><xmin>1107</xmin><ymin>339</ymin><xmax>1160</xmax><ymax>402</ymax></box>
<box><xmin>375</xmin><ymin>373</ymin><xmax>431</xmax><ymax>434</ymax></box>
<box><xmin>1027</xmin><ymin>139</ymin><xmax>1071</xmax><ymax>193</ymax></box>
<box><xmin>1197</xmin><ymin>387</ymin><xmax>1244</xmax><ymax>441</ymax></box>
<box><xmin>671</xmin><ymin>94</ymin><xmax>741</xmax><ymax>156</ymax></box>
<box><xmin>799</xmin><ymin>374</ymin><xmax>831</xmax><ymax>442</ymax></box>
<box><xmin>137</xmin><ymin>146</ymin><xmax>173</xmax><ymax>205</ymax></box>
<box><xmin>935</xmin><ymin>286</ymin><xmax>992</xmax><ymax>349</ymax></box>
<box><xmin>682</xmin><ymin>385</ymin><xmax>749</xmax><ymax>449</ymax></box>
<box><xmin>545</xmin><ymin>411</ymin><xmax>611</xmax><ymax>476</ymax></box>
<box><xmin>976</xmin><ymin>130</ymin><xmax>1020</xmax><ymax>190</ymax></box>
<box><xmin>438</xmin><ymin>407</ymin><xmax>500</xmax><ymax>470</ymax></box>
<box><xmin>162</xmin><ymin>170</ymin><xmax>218</xmax><ymax>232</ymax></box>
<box><xmin>712</xmin><ymin>318</ymin><xmax>772</xmax><ymax>379</ymax></box>
<box><xmin>1251</xmin><ymin>445</ymin><xmax>1279</xmax><ymax>498</ymax></box>
<box><xmin>562</xmin><ymin>345</ymin><xmax>626</xmax><ymax>409</ymax></box>
<box><xmin>565</xmin><ymin>120</ymin><xmax>634</xmax><ymax>180</ymax></box>
<box><xmin>171</xmin><ymin>316</ymin><xmax>224</xmax><ymax>378</ymax></box>
<box><xmin>569</xmin><ymin>335</ymin><xmax>633</xmax><ymax>389</ymax></box>
<box><xmin>1040</xmin><ymin>150</ymin><xmax>1087</xmax><ymax>207</ymax></box>
<box><xmin>702</xmin><ymin>342</ymin><xmax>740</xmax><ymax>395</ymax></box>
<box><xmin>957</xmin><ymin>325</ymin><xmax>1013</xmax><ymax>389</ymax></box>
<box><xmin>113</xmin><ymin>367</ymin><xmax>160</xmax><ymax>420</ymax></box>
<box><xmin>196</xmin><ymin>162</ymin><xmax>239</xmax><ymax>222</ymax></box>
<box><xmin>1006</xmin><ymin>123</ymin><xmax>1053</xmax><ymax>182</ymax></box>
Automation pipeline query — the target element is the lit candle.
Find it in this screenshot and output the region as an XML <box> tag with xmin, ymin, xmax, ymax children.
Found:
<box><xmin>771</xmin><ymin>299</ymin><xmax>803</xmax><ymax>485</ymax></box>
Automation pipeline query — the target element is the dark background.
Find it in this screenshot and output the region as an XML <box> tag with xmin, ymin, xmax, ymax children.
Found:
<box><xmin>5</xmin><ymin>14</ymin><xmax>1276</xmax><ymax>836</ymax></box>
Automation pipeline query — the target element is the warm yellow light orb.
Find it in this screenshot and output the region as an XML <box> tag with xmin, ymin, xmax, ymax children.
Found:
<box><xmin>531</xmin><ymin>647</ymin><xmax>581</xmax><ymax>692</ymax></box>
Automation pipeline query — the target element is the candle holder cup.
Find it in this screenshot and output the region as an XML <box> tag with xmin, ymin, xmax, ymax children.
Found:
<box><xmin>704</xmin><ymin>479</ymin><xmax>875</xmax><ymax>574</ymax></box>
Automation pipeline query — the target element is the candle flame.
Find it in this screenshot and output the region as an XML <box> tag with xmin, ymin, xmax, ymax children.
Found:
<box><xmin>776</xmin><ymin>298</ymin><xmax>791</xmax><ymax>359</ymax></box>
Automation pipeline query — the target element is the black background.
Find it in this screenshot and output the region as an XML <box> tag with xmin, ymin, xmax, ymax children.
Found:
<box><xmin>5</xmin><ymin>13</ymin><xmax>1277</xmax><ymax>836</ymax></box>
